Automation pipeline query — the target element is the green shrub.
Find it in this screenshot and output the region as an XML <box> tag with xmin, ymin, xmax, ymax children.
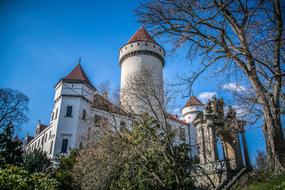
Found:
<box><xmin>242</xmin><ymin>172</ymin><xmax>285</xmax><ymax>190</ymax></box>
<box><xmin>0</xmin><ymin>165</ymin><xmax>59</xmax><ymax>190</ymax></box>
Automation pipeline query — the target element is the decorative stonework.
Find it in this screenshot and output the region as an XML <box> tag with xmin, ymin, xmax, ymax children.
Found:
<box><xmin>119</xmin><ymin>50</ymin><xmax>164</xmax><ymax>65</ymax></box>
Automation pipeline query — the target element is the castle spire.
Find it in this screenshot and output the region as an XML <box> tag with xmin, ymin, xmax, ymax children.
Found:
<box><xmin>62</xmin><ymin>63</ymin><xmax>95</xmax><ymax>90</ymax></box>
<box><xmin>128</xmin><ymin>27</ymin><xmax>157</xmax><ymax>44</ymax></box>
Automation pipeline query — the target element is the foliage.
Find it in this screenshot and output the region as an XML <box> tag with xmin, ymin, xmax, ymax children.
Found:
<box><xmin>23</xmin><ymin>149</ymin><xmax>51</xmax><ymax>173</ymax></box>
<box><xmin>0</xmin><ymin>124</ymin><xmax>23</xmax><ymax>167</ymax></box>
<box><xmin>0</xmin><ymin>165</ymin><xmax>59</xmax><ymax>190</ymax></box>
<box><xmin>241</xmin><ymin>172</ymin><xmax>285</xmax><ymax>190</ymax></box>
<box><xmin>54</xmin><ymin>149</ymin><xmax>79</xmax><ymax>190</ymax></box>
<box><xmin>0</xmin><ymin>88</ymin><xmax>29</xmax><ymax>130</ymax></box>
<box><xmin>73</xmin><ymin>114</ymin><xmax>193</xmax><ymax>190</ymax></box>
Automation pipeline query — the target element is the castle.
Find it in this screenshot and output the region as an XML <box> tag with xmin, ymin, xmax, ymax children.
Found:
<box><xmin>24</xmin><ymin>28</ymin><xmax>191</xmax><ymax>157</ymax></box>
<box><xmin>24</xmin><ymin>28</ymin><xmax>250</xmax><ymax>188</ymax></box>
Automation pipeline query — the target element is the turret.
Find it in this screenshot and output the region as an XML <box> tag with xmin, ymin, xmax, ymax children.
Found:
<box><xmin>182</xmin><ymin>96</ymin><xmax>204</xmax><ymax>124</ymax></box>
<box><xmin>50</xmin><ymin>63</ymin><xmax>96</xmax><ymax>156</ymax></box>
<box><xmin>119</xmin><ymin>27</ymin><xmax>165</xmax><ymax>113</ymax></box>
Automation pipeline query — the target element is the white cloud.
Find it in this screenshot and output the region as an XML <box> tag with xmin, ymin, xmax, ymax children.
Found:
<box><xmin>232</xmin><ymin>105</ymin><xmax>248</xmax><ymax>118</ymax></box>
<box><xmin>222</xmin><ymin>82</ymin><xmax>246</xmax><ymax>92</ymax></box>
<box><xmin>198</xmin><ymin>91</ymin><xmax>217</xmax><ymax>103</ymax></box>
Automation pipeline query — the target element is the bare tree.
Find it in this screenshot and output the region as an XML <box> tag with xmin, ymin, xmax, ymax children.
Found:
<box><xmin>0</xmin><ymin>88</ymin><xmax>29</xmax><ymax>130</ymax></box>
<box><xmin>136</xmin><ymin>0</ymin><xmax>285</xmax><ymax>171</ymax></box>
<box><xmin>73</xmin><ymin>68</ymin><xmax>194</xmax><ymax>189</ymax></box>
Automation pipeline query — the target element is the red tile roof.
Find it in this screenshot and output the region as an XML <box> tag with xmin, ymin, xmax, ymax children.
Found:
<box><xmin>128</xmin><ymin>27</ymin><xmax>157</xmax><ymax>44</ymax></box>
<box><xmin>168</xmin><ymin>114</ymin><xmax>188</xmax><ymax>125</ymax></box>
<box><xmin>185</xmin><ymin>96</ymin><xmax>203</xmax><ymax>107</ymax></box>
<box><xmin>63</xmin><ymin>64</ymin><xmax>95</xmax><ymax>90</ymax></box>
<box><xmin>92</xmin><ymin>94</ymin><xmax>126</xmax><ymax>115</ymax></box>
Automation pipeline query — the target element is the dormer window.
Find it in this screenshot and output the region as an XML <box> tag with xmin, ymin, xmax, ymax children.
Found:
<box><xmin>66</xmin><ymin>106</ymin><xmax>73</xmax><ymax>117</ymax></box>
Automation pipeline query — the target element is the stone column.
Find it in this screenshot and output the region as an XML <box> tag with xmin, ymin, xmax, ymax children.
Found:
<box><xmin>241</xmin><ymin>131</ymin><xmax>251</xmax><ymax>168</ymax></box>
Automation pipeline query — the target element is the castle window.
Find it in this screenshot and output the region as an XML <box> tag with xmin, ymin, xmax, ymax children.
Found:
<box><xmin>45</xmin><ymin>134</ymin><xmax>48</xmax><ymax>142</ymax></box>
<box><xmin>49</xmin><ymin>130</ymin><xmax>52</xmax><ymax>140</ymax></box>
<box><xmin>54</xmin><ymin>108</ymin><xmax>58</xmax><ymax>120</ymax></box>
<box><xmin>179</xmin><ymin>127</ymin><xmax>186</xmax><ymax>141</ymax></box>
<box><xmin>131</xmin><ymin>44</ymin><xmax>133</xmax><ymax>47</ymax></box>
<box><xmin>65</xmin><ymin>106</ymin><xmax>73</xmax><ymax>117</ymax></box>
<box><xmin>145</xmin><ymin>43</ymin><xmax>148</xmax><ymax>46</ymax></box>
<box><xmin>94</xmin><ymin>115</ymin><xmax>108</xmax><ymax>127</ymax></box>
<box><xmin>120</xmin><ymin>121</ymin><xmax>127</xmax><ymax>132</ymax></box>
<box><xmin>82</xmin><ymin>109</ymin><xmax>87</xmax><ymax>120</ymax></box>
<box><xmin>125</xmin><ymin>47</ymin><xmax>127</xmax><ymax>50</ymax></box>
<box><xmin>61</xmin><ymin>139</ymin><xmax>69</xmax><ymax>153</ymax></box>
<box><xmin>50</xmin><ymin>140</ymin><xmax>53</xmax><ymax>154</ymax></box>
<box><xmin>51</xmin><ymin>112</ymin><xmax>54</xmax><ymax>120</ymax></box>
<box><xmin>153</xmin><ymin>45</ymin><xmax>156</xmax><ymax>48</ymax></box>
<box><xmin>137</xmin><ymin>43</ymin><xmax>140</xmax><ymax>46</ymax></box>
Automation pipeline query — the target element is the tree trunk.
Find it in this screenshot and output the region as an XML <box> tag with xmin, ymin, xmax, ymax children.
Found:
<box><xmin>248</xmin><ymin>74</ymin><xmax>285</xmax><ymax>172</ymax></box>
<box><xmin>263</xmin><ymin>107</ymin><xmax>285</xmax><ymax>171</ymax></box>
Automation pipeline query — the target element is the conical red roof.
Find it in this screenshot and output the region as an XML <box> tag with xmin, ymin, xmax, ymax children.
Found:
<box><xmin>128</xmin><ymin>27</ymin><xmax>157</xmax><ymax>44</ymax></box>
<box><xmin>185</xmin><ymin>96</ymin><xmax>203</xmax><ymax>107</ymax></box>
<box><xmin>63</xmin><ymin>64</ymin><xmax>95</xmax><ymax>90</ymax></box>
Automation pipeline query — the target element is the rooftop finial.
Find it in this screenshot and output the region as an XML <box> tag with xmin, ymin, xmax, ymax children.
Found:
<box><xmin>78</xmin><ymin>57</ymin><xmax>82</xmax><ymax>64</ymax></box>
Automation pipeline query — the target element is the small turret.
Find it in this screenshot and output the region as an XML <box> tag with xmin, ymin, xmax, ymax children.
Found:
<box><xmin>182</xmin><ymin>96</ymin><xmax>204</xmax><ymax>124</ymax></box>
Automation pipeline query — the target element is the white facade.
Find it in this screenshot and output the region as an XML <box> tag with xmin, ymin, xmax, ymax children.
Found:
<box><xmin>24</xmin><ymin>28</ymin><xmax>191</xmax><ymax>158</ymax></box>
<box><xmin>119</xmin><ymin>40</ymin><xmax>165</xmax><ymax>113</ymax></box>
<box><xmin>182</xmin><ymin>105</ymin><xmax>204</xmax><ymax>124</ymax></box>
<box><xmin>25</xmin><ymin>80</ymin><xmax>96</xmax><ymax>158</ymax></box>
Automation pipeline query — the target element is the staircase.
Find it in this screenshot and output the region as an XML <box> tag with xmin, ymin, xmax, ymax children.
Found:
<box><xmin>214</xmin><ymin>167</ymin><xmax>251</xmax><ymax>190</ymax></box>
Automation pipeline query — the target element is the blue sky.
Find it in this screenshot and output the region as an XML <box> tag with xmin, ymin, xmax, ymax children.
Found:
<box><xmin>0</xmin><ymin>0</ymin><xmax>265</xmax><ymax>162</ymax></box>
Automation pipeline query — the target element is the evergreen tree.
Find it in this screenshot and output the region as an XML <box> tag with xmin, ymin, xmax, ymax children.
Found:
<box><xmin>54</xmin><ymin>149</ymin><xmax>79</xmax><ymax>190</ymax></box>
<box><xmin>23</xmin><ymin>149</ymin><xmax>51</xmax><ymax>173</ymax></box>
<box><xmin>0</xmin><ymin>123</ymin><xmax>23</xmax><ymax>167</ymax></box>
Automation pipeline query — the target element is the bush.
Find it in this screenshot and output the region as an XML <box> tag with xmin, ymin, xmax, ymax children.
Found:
<box><xmin>54</xmin><ymin>149</ymin><xmax>79</xmax><ymax>190</ymax></box>
<box><xmin>242</xmin><ymin>172</ymin><xmax>285</xmax><ymax>190</ymax></box>
<box><xmin>0</xmin><ymin>165</ymin><xmax>59</xmax><ymax>190</ymax></box>
<box><xmin>23</xmin><ymin>149</ymin><xmax>51</xmax><ymax>173</ymax></box>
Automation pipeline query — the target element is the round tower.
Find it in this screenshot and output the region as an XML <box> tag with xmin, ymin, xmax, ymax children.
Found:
<box><xmin>182</xmin><ymin>96</ymin><xmax>204</xmax><ymax>124</ymax></box>
<box><xmin>119</xmin><ymin>27</ymin><xmax>165</xmax><ymax>113</ymax></box>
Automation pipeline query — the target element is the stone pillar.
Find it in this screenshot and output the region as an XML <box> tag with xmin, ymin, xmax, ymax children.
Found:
<box><xmin>209</xmin><ymin>126</ymin><xmax>218</xmax><ymax>161</ymax></box>
<box><xmin>221</xmin><ymin>137</ymin><xmax>231</xmax><ymax>176</ymax></box>
<box><xmin>241</xmin><ymin>131</ymin><xmax>251</xmax><ymax>168</ymax></box>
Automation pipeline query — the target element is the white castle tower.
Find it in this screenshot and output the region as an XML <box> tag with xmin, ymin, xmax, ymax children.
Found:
<box><xmin>182</xmin><ymin>96</ymin><xmax>204</xmax><ymax>124</ymax></box>
<box><xmin>51</xmin><ymin>64</ymin><xmax>96</xmax><ymax>156</ymax></box>
<box><xmin>119</xmin><ymin>27</ymin><xmax>165</xmax><ymax>113</ymax></box>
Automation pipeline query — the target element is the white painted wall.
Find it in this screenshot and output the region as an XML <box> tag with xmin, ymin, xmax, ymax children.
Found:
<box><xmin>119</xmin><ymin>41</ymin><xmax>165</xmax><ymax>113</ymax></box>
<box><xmin>25</xmin><ymin>81</ymin><xmax>95</xmax><ymax>158</ymax></box>
<box><xmin>182</xmin><ymin>105</ymin><xmax>204</xmax><ymax>124</ymax></box>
